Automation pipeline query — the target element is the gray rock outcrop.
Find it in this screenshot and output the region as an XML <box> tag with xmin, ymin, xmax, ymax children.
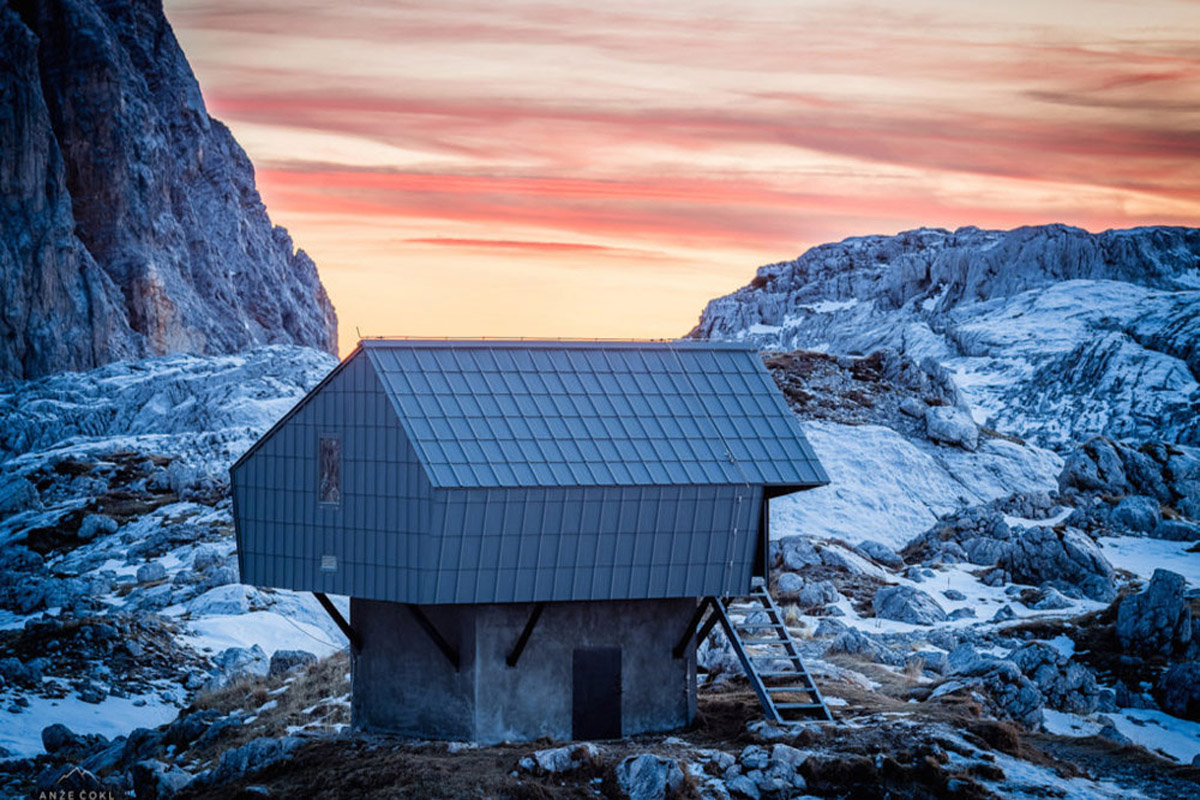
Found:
<box><xmin>1156</xmin><ymin>663</ymin><xmax>1200</xmax><ymax>722</ymax></box>
<box><xmin>999</xmin><ymin>526</ymin><xmax>1116</xmax><ymax>602</ymax></box>
<box><xmin>872</xmin><ymin>584</ymin><xmax>947</xmax><ymax>625</ymax></box>
<box><xmin>1116</xmin><ymin>569</ymin><xmax>1194</xmax><ymax>657</ymax></box>
<box><xmin>925</xmin><ymin>406</ymin><xmax>980</xmax><ymax>451</ymax></box>
<box><xmin>614</xmin><ymin>754</ymin><xmax>685</xmax><ymax>800</ymax></box>
<box><xmin>691</xmin><ymin>225</ymin><xmax>1200</xmax><ymax>446</ymax></box>
<box><xmin>1008</xmin><ymin>643</ymin><xmax>1099</xmax><ymax>715</ymax></box>
<box><xmin>0</xmin><ymin>0</ymin><xmax>336</xmax><ymax>381</ymax></box>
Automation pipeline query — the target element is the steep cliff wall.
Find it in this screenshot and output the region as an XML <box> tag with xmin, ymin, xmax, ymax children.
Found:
<box><xmin>0</xmin><ymin>0</ymin><xmax>337</xmax><ymax>381</ymax></box>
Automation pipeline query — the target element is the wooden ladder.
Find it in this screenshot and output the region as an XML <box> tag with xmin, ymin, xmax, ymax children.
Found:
<box><xmin>711</xmin><ymin>581</ymin><xmax>832</xmax><ymax>723</ymax></box>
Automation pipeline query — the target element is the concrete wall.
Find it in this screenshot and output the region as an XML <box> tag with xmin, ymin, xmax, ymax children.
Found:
<box><xmin>350</xmin><ymin>597</ymin><xmax>698</xmax><ymax>743</ymax></box>
<box><xmin>350</xmin><ymin>598</ymin><xmax>477</xmax><ymax>740</ymax></box>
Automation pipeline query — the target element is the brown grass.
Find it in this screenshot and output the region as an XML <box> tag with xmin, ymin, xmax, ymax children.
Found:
<box><xmin>185</xmin><ymin>651</ymin><xmax>351</xmax><ymax>768</ymax></box>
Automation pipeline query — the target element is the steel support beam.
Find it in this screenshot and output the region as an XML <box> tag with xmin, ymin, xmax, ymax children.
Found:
<box><xmin>407</xmin><ymin>604</ymin><xmax>460</xmax><ymax>670</ymax></box>
<box><xmin>672</xmin><ymin>597</ymin><xmax>715</xmax><ymax>659</ymax></box>
<box><xmin>312</xmin><ymin>592</ymin><xmax>362</xmax><ymax>652</ymax></box>
<box><xmin>505</xmin><ymin>603</ymin><xmax>546</xmax><ymax>667</ymax></box>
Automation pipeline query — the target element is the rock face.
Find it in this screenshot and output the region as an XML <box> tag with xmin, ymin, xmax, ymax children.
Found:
<box><xmin>691</xmin><ymin>224</ymin><xmax>1200</xmax><ymax>447</ymax></box>
<box><xmin>1116</xmin><ymin>569</ymin><xmax>1194</xmax><ymax>657</ymax></box>
<box><xmin>0</xmin><ymin>0</ymin><xmax>336</xmax><ymax>381</ymax></box>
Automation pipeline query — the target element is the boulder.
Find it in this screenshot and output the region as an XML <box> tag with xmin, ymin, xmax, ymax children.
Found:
<box><xmin>1000</xmin><ymin>526</ymin><xmax>1116</xmax><ymax>601</ymax></box>
<box><xmin>775</xmin><ymin>572</ymin><xmax>804</xmax><ymax>596</ymax></box>
<box><xmin>192</xmin><ymin>547</ymin><xmax>221</xmax><ymax>572</ymax></box>
<box><xmin>0</xmin><ymin>476</ymin><xmax>41</xmax><ymax>514</ymax></box>
<box><xmin>130</xmin><ymin>759</ymin><xmax>192</xmax><ymax>800</ymax></box>
<box><xmin>42</xmin><ymin>723</ymin><xmax>105</xmax><ymax>755</ymax></box>
<box><xmin>954</xmin><ymin>659</ymin><xmax>1044</xmax><ymax>728</ymax></box>
<box><xmin>925</xmin><ymin>406</ymin><xmax>980</xmax><ymax>451</ymax></box>
<box><xmin>1150</xmin><ymin>519</ymin><xmax>1200</xmax><ymax>541</ymax></box>
<box><xmin>1156</xmin><ymin>662</ymin><xmax>1200</xmax><ymax>721</ymax></box>
<box><xmin>854</xmin><ymin>540</ymin><xmax>904</xmax><ymax>569</ymax></box>
<box><xmin>186</xmin><ymin>584</ymin><xmax>257</xmax><ymax>616</ymax></box>
<box><xmin>1029</xmin><ymin>586</ymin><xmax>1073</xmax><ymax>611</ymax></box>
<box><xmin>208</xmin><ymin>645</ymin><xmax>269</xmax><ymax>687</ymax></box>
<box><xmin>1116</xmin><ymin>569</ymin><xmax>1193</xmax><ymax>656</ymax></box>
<box><xmin>614</xmin><ymin>754</ymin><xmax>685</xmax><ymax>800</ymax></box>
<box><xmin>1009</xmin><ymin>643</ymin><xmax>1098</xmax><ymax>715</ymax></box>
<box><xmin>775</xmin><ymin>536</ymin><xmax>821</xmax><ymax>571</ymax></box>
<box><xmin>136</xmin><ymin>562</ymin><xmax>167</xmax><ymax>583</ymax></box>
<box><xmin>872</xmin><ymin>585</ymin><xmax>947</xmax><ymax>625</ymax></box>
<box><xmin>1109</xmin><ymin>496</ymin><xmax>1161</xmax><ymax>534</ymax></box>
<box><xmin>519</xmin><ymin>743</ymin><xmax>601</xmax><ymax>774</ymax></box>
<box><xmin>122</xmin><ymin>727</ymin><xmax>166</xmax><ymax>767</ymax></box>
<box><xmin>899</xmin><ymin>397</ymin><xmax>927</xmax><ymax>418</ymax></box>
<box><xmin>197</xmin><ymin>736</ymin><xmax>303</xmax><ymax>788</ymax></box>
<box><xmin>798</xmin><ymin>580</ymin><xmax>839</xmax><ymax>608</ymax></box>
<box><xmin>992</xmin><ymin>604</ymin><xmax>1017</xmax><ymax>622</ymax></box>
<box><xmin>825</xmin><ymin>629</ymin><xmax>905</xmax><ymax>666</ymax></box>
<box><xmin>1058</xmin><ymin>438</ymin><xmax>1128</xmax><ymax>494</ymax></box>
<box><xmin>77</xmin><ymin>514</ymin><xmax>119</xmax><ymax>542</ymax></box>
<box><xmin>268</xmin><ymin>650</ymin><xmax>318</xmax><ymax>678</ymax></box>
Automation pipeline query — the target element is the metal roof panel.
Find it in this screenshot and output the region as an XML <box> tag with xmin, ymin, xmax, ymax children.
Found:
<box><xmin>362</xmin><ymin>340</ymin><xmax>828</xmax><ymax>490</ymax></box>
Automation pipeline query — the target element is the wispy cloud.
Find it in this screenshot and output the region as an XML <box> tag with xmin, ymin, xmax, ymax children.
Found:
<box><xmin>166</xmin><ymin>0</ymin><xmax>1200</xmax><ymax>352</ymax></box>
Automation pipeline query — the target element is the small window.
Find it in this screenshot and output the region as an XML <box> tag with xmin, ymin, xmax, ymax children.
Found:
<box><xmin>319</xmin><ymin>436</ymin><xmax>341</xmax><ymax>504</ymax></box>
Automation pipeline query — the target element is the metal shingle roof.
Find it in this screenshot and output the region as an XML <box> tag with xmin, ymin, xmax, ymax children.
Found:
<box><xmin>361</xmin><ymin>339</ymin><xmax>828</xmax><ymax>490</ymax></box>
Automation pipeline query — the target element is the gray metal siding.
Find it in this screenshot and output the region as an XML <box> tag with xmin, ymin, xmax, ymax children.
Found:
<box><xmin>232</xmin><ymin>351</ymin><xmax>432</xmax><ymax>597</ymax></box>
<box><xmin>421</xmin><ymin>483</ymin><xmax>762</xmax><ymax>604</ymax></box>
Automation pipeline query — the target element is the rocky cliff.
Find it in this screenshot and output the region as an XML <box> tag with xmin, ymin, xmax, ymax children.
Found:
<box><xmin>691</xmin><ymin>225</ymin><xmax>1200</xmax><ymax>447</ymax></box>
<box><xmin>0</xmin><ymin>0</ymin><xmax>337</xmax><ymax>382</ymax></box>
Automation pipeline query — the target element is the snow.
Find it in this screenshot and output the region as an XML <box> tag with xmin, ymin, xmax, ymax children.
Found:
<box><xmin>921</xmin><ymin>284</ymin><xmax>948</xmax><ymax>312</ymax></box>
<box><xmin>982</xmin><ymin>750</ymin><xmax>1145</xmax><ymax>799</ymax></box>
<box><xmin>0</xmin><ymin>693</ymin><xmax>180</xmax><ymax>759</ymax></box>
<box><xmin>797</xmin><ymin>298</ymin><xmax>859</xmax><ymax>314</ymax></box>
<box><xmin>1099</xmin><ymin>537</ymin><xmax>1200</xmax><ymax>586</ymax></box>
<box><xmin>771</xmin><ymin>420</ymin><xmax>1060</xmax><ymax>549</ymax></box>
<box><xmin>181</xmin><ymin>601</ymin><xmax>349</xmax><ymax>660</ymax></box>
<box><xmin>747</xmin><ymin>323</ymin><xmax>781</xmax><ymax>335</ymax></box>
<box><xmin>1004</xmin><ymin>508</ymin><xmax>1072</xmax><ymax>530</ymax></box>
<box><xmin>1109</xmin><ymin>709</ymin><xmax>1200</xmax><ymax>764</ymax></box>
<box><xmin>1042</xmin><ymin>708</ymin><xmax>1200</xmax><ymax>765</ymax></box>
<box><xmin>1042</xmin><ymin>709</ymin><xmax>1102</xmax><ymax>738</ymax></box>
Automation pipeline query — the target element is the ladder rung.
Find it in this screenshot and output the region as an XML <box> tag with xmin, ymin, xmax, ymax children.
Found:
<box><xmin>712</xmin><ymin>588</ymin><xmax>831</xmax><ymax>724</ymax></box>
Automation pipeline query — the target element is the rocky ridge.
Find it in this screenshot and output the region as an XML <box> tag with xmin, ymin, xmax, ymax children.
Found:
<box><xmin>691</xmin><ymin>224</ymin><xmax>1200</xmax><ymax>447</ymax></box>
<box><xmin>0</xmin><ymin>0</ymin><xmax>337</xmax><ymax>382</ymax></box>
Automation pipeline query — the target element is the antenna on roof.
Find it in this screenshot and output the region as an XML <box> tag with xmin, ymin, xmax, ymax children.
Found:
<box><xmin>356</xmin><ymin>326</ymin><xmax>362</xmax><ymax>340</ymax></box>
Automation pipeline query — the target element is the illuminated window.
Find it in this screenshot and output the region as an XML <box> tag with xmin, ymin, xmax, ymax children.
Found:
<box><xmin>319</xmin><ymin>436</ymin><xmax>341</xmax><ymax>504</ymax></box>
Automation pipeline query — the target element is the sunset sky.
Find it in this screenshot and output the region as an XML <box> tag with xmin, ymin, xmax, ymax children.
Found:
<box><xmin>166</xmin><ymin>0</ymin><xmax>1200</xmax><ymax>355</ymax></box>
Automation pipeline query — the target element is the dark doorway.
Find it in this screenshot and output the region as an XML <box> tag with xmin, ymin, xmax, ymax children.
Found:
<box><xmin>572</xmin><ymin>647</ymin><xmax>622</xmax><ymax>739</ymax></box>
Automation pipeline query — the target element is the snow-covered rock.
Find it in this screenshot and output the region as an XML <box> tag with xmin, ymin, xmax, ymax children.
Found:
<box><xmin>925</xmin><ymin>406</ymin><xmax>980</xmax><ymax>451</ymax></box>
<box><xmin>771</xmin><ymin>420</ymin><xmax>1061</xmax><ymax>550</ymax></box>
<box><xmin>0</xmin><ymin>346</ymin><xmax>336</xmax><ymax>467</ymax></box>
<box><xmin>692</xmin><ymin>225</ymin><xmax>1200</xmax><ymax>447</ymax></box>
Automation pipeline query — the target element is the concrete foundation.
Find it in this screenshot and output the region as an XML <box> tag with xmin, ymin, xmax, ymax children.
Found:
<box><xmin>350</xmin><ymin>597</ymin><xmax>699</xmax><ymax>743</ymax></box>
